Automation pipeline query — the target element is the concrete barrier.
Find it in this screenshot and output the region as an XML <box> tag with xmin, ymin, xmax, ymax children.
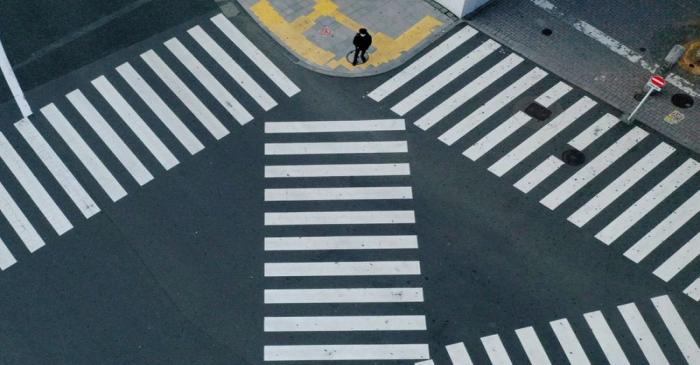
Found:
<box><xmin>434</xmin><ymin>0</ymin><xmax>492</xmax><ymax>17</ymax></box>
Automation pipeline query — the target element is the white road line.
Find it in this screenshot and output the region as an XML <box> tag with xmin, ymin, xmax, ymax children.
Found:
<box><xmin>140</xmin><ymin>50</ymin><xmax>229</xmax><ymax>139</ymax></box>
<box><xmin>550</xmin><ymin>318</ymin><xmax>591</xmax><ymax>365</ymax></box>
<box><xmin>568</xmin><ymin>142</ymin><xmax>674</xmax><ymax>227</ymax></box>
<box><xmin>541</xmin><ymin>127</ymin><xmax>648</xmax><ymax>210</ymax></box>
<box><xmin>0</xmin><ymin>36</ymin><xmax>32</xmax><ymax>117</ymax></box>
<box><xmin>188</xmin><ymin>25</ymin><xmax>276</xmax><ymax>111</ymax></box>
<box><xmin>0</xmin><ymin>132</ymin><xmax>72</xmax><ymax>235</ymax></box>
<box><xmin>568</xmin><ymin>113</ymin><xmax>619</xmax><ymax>150</ymax></box>
<box><xmin>415</xmin><ymin>53</ymin><xmax>524</xmax><ymax>130</ymax></box>
<box><xmin>265</xmin><ymin>119</ymin><xmax>405</xmax><ymax>133</ymax></box>
<box><xmin>368</xmin><ymin>25</ymin><xmax>478</xmax><ymax>101</ymax></box>
<box><xmin>0</xmin><ymin>236</ymin><xmax>16</xmax><ymax>270</ymax></box>
<box><xmin>463</xmin><ymin>81</ymin><xmax>572</xmax><ymax>160</ymax></box>
<box><xmin>618</xmin><ymin>302</ymin><xmax>670</xmax><ymax>365</ymax></box>
<box><xmin>481</xmin><ymin>334</ymin><xmax>513</xmax><ymax>365</ymax></box>
<box><xmin>116</xmin><ymin>62</ymin><xmax>204</xmax><ymax>155</ymax></box>
<box><xmin>513</xmin><ymin>155</ymin><xmax>563</xmax><ymax>193</ymax></box>
<box><xmin>264</xmin><ymin>287</ymin><xmax>424</xmax><ymax>304</ymax></box>
<box><xmin>66</xmin><ymin>89</ymin><xmax>154</xmax><ymax>185</ymax></box>
<box><xmin>0</xmin><ymin>181</ymin><xmax>45</xmax><ymax>252</ymax></box>
<box><xmin>439</xmin><ymin>67</ymin><xmax>548</xmax><ymax>145</ymax></box>
<box><xmin>264</xmin><ymin>315</ymin><xmax>426</xmax><ymax>332</ymax></box>
<box><xmin>211</xmin><ymin>14</ymin><xmax>300</xmax><ymax>97</ymax></box>
<box><xmin>265</xmin><ymin>186</ymin><xmax>413</xmax><ymax>201</ymax></box>
<box><xmin>92</xmin><ymin>76</ymin><xmax>179</xmax><ymax>170</ymax></box>
<box><xmin>583</xmin><ymin>310</ymin><xmax>630</xmax><ymax>365</ymax></box>
<box><xmin>41</xmin><ymin>104</ymin><xmax>127</xmax><ymax>202</ymax></box>
<box><xmin>264</xmin><ymin>141</ymin><xmax>408</xmax><ymax>155</ymax></box>
<box><xmin>164</xmin><ymin>38</ymin><xmax>253</xmax><ymax>125</ymax></box>
<box><xmin>264</xmin><ymin>210</ymin><xmax>415</xmax><ymax>225</ymax></box>
<box><xmin>416</xmin><ymin>360</ymin><xmax>434</xmax><ymax>365</ymax></box>
<box><xmin>651</xmin><ymin>295</ymin><xmax>700</xmax><ymax>363</ymax></box>
<box><xmin>654</xmin><ymin>232</ymin><xmax>700</xmax><ymax>282</ymax></box>
<box><xmin>264</xmin><ymin>235</ymin><xmax>418</xmax><ymax>251</ymax></box>
<box><xmin>624</xmin><ymin>190</ymin><xmax>700</xmax><ymax>263</ymax></box>
<box><xmin>596</xmin><ymin>159</ymin><xmax>699</xmax><ymax>245</ymax></box>
<box><xmin>264</xmin><ymin>344</ymin><xmax>430</xmax><ymax>361</ymax></box>
<box><xmin>684</xmin><ymin>278</ymin><xmax>700</xmax><ymax>301</ymax></box>
<box><xmin>15</xmin><ymin>119</ymin><xmax>100</xmax><ymax>219</ymax></box>
<box><xmin>391</xmin><ymin>39</ymin><xmax>500</xmax><ymax>116</ymax></box>
<box><xmin>446</xmin><ymin>342</ymin><xmax>475</xmax><ymax>365</ymax></box>
<box><xmin>515</xmin><ymin>326</ymin><xmax>552</xmax><ymax>365</ymax></box>
<box><xmin>264</xmin><ymin>261</ymin><xmax>420</xmax><ymax>277</ymax></box>
<box><xmin>489</xmin><ymin>97</ymin><xmax>596</xmax><ymax>177</ymax></box>
<box><xmin>265</xmin><ymin>163</ymin><xmax>410</xmax><ymax>178</ymax></box>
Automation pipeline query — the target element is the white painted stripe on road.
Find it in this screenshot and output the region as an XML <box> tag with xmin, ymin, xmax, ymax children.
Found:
<box><xmin>92</xmin><ymin>76</ymin><xmax>179</xmax><ymax>170</ymax></box>
<box><xmin>211</xmin><ymin>14</ymin><xmax>300</xmax><ymax>97</ymax></box>
<box><xmin>541</xmin><ymin>127</ymin><xmax>648</xmax><ymax>210</ymax></box>
<box><xmin>265</xmin><ymin>119</ymin><xmax>405</xmax><ymax>133</ymax></box>
<box><xmin>264</xmin><ymin>315</ymin><xmax>426</xmax><ymax>332</ymax></box>
<box><xmin>513</xmin><ymin>155</ymin><xmax>563</xmax><ymax>193</ymax></box>
<box><xmin>0</xmin><ymin>132</ymin><xmax>72</xmax><ymax>235</ymax></box>
<box><xmin>550</xmin><ymin>318</ymin><xmax>591</xmax><ymax>365</ymax></box>
<box><xmin>265</xmin><ymin>210</ymin><xmax>415</xmax><ymax>225</ymax></box>
<box><xmin>684</xmin><ymin>278</ymin><xmax>700</xmax><ymax>301</ymax></box>
<box><xmin>164</xmin><ymin>38</ymin><xmax>253</xmax><ymax>125</ymax></box>
<box><xmin>654</xmin><ymin>232</ymin><xmax>700</xmax><ymax>282</ymax></box>
<box><xmin>66</xmin><ymin>89</ymin><xmax>154</xmax><ymax>185</ymax></box>
<box><xmin>583</xmin><ymin>310</ymin><xmax>630</xmax><ymax>365</ymax></box>
<box><xmin>265</xmin><ymin>163</ymin><xmax>410</xmax><ymax>178</ymax></box>
<box><xmin>15</xmin><ymin>119</ymin><xmax>100</xmax><ymax>219</ymax></box>
<box><xmin>481</xmin><ymin>335</ymin><xmax>513</xmax><ymax>365</ymax></box>
<box><xmin>568</xmin><ymin>142</ymin><xmax>674</xmax><ymax>227</ymax></box>
<box><xmin>265</xmin><ymin>261</ymin><xmax>420</xmax><ymax>276</ymax></box>
<box><xmin>0</xmin><ymin>36</ymin><xmax>32</xmax><ymax>117</ymax></box>
<box><xmin>0</xmin><ymin>236</ymin><xmax>16</xmax><ymax>270</ymax></box>
<box><xmin>265</xmin><ymin>141</ymin><xmax>408</xmax><ymax>155</ymax></box>
<box><xmin>439</xmin><ymin>67</ymin><xmax>548</xmax><ymax>145</ymax></box>
<box><xmin>515</xmin><ymin>326</ymin><xmax>552</xmax><ymax>365</ymax></box>
<box><xmin>0</xmin><ymin>181</ymin><xmax>45</xmax><ymax>252</ymax></box>
<box><xmin>618</xmin><ymin>302</ymin><xmax>670</xmax><ymax>365</ymax></box>
<box><xmin>415</xmin><ymin>53</ymin><xmax>524</xmax><ymax>130</ymax></box>
<box><xmin>568</xmin><ymin>113</ymin><xmax>619</xmax><ymax>150</ymax></box>
<box><xmin>416</xmin><ymin>360</ymin><xmax>434</xmax><ymax>365</ymax></box>
<box><xmin>536</xmin><ymin>81</ymin><xmax>574</xmax><ymax>107</ymax></box>
<box><xmin>651</xmin><ymin>295</ymin><xmax>700</xmax><ymax>363</ymax></box>
<box><xmin>265</xmin><ymin>235</ymin><xmax>418</xmax><ymax>251</ymax></box>
<box><xmin>624</xmin><ymin>190</ymin><xmax>700</xmax><ymax>263</ymax></box>
<box><xmin>391</xmin><ymin>39</ymin><xmax>500</xmax><ymax>116</ymax></box>
<box><xmin>368</xmin><ymin>25</ymin><xmax>478</xmax><ymax>101</ymax></box>
<box><xmin>264</xmin><ymin>344</ymin><xmax>430</xmax><ymax>361</ymax></box>
<box><xmin>188</xmin><ymin>25</ymin><xmax>277</xmax><ymax>111</ymax></box>
<box><xmin>596</xmin><ymin>159</ymin><xmax>699</xmax><ymax>245</ymax></box>
<box><xmin>264</xmin><ymin>288</ymin><xmax>424</xmax><ymax>304</ymax></box>
<box><xmin>41</xmin><ymin>104</ymin><xmax>126</xmax><ymax>202</ymax></box>
<box><xmin>265</xmin><ymin>186</ymin><xmax>413</xmax><ymax>201</ymax></box>
<box><xmin>141</xmin><ymin>50</ymin><xmax>229</xmax><ymax>139</ymax></box>
<box><xmin>446</xmin><ymin>342</ymin><xmax>474</xmax><ymax>365</ymax></box>
<box><xmin>116</xmin><ymin>62</ymin><xmax>204</xmax><ymax>155</ymax></box>
<box><xmin>489</xmin><ymin>97</ymin><xmax>596</xmax><ymax>177</ymax></box>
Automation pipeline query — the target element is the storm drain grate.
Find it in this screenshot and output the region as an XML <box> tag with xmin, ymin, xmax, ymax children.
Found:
<box><xmin>671</xmin><ymin>93</ymin><xmax>694</xmax><ymax>108</ymax></box>
<box><xmin>562</xmin><ymin>149</ymin><xmax>586</xmax><ymax>166</ymax></box>
<box><xmin>524</xmin><ymin>102</ymin><xmax>552</xmax><ymax>121</ymax></box>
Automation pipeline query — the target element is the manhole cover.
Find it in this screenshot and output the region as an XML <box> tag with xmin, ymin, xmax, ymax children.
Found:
<box><xmin>524</xmin><ymin>102</ymin><xmax>552</xmax><ymax>121</ymax></box>
<box><xmin>562</xmin><ymin>149</ymin><xmax>586</xmax><ymax>166</ymax></box>
<box><xmin>671</xmin><ymin>93</ymin><xmax>694</xmax><ymax>108</ymax></box>
<box><xmin>542</xmin><ymin>28</ymin><xmax>553</xmax><ymax>36</ymax></box>
<box><xmin>346</xmin><ymin>50</ymin><xmax>371</xmax><ymax>65</ymax></box>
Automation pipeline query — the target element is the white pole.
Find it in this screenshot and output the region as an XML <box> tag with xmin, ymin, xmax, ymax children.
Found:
<box><xmin>0</xmin><ymin>34</ymin><xmax>32</xmax><ymax>117</ymax></box>
<box><xmin>627</xmin><ymin>87</ymin><xmax>654</xmax><ymax>122</ymax></box>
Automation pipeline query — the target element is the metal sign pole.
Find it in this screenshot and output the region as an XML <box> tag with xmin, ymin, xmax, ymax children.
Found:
<box><xmin>0</xmin><ymin>34</ymin><xmax>32</xmax><ymax>117</ymax></box>
<box><xmin>627</xmin><ymin>87</ymin><xmax>655</xmax><ymax>123</ymax></box>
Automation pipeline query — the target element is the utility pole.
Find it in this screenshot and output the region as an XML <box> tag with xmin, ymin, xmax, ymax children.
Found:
<box><xmin>0</xmin><ymin>33</ymin><xmax>32</xmax><ymax>118</ymax></box>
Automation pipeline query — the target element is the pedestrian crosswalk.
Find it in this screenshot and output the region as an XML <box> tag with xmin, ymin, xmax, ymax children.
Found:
<box><xmin>263</xmin><ymin>119</ymin><xmax>430</xmax><ymax>362</ymax></box>
<box><xmin>422</xmin><ymin>294</ymin><xmax>698</xmax><ymax>364</ymax></box>
<box><xmin>0</xmin><ymin>13</ymin><xmax>299</xmax><ymax>271</ymax></box>
<box><xmin>368</xmin><ymin>24</ymin><xmax>700</xmax><ymax>302</ymax></box>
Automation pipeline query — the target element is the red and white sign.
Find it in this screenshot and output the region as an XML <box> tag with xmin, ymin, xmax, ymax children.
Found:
<box><xmin>649</xmin><ymin>75</ymin><xmax>667</xmax><ymax>90</ymax></box>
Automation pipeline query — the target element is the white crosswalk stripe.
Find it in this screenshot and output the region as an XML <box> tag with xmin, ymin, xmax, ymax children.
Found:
<box><xmin>568</xmin><ymin>113</ymin><xmax>620</xmax><ymax>150</ymax></box>
<box><xmin>0</xmin><ymin>236</ymin><xmax>17</xmax><ymax>270</ymax></box>
<box><xmin>264</xmin><ymin>288</ymin><xmax>424</xmax><ymax>304</ymax></box>
<box><xmin>264</xmin><ymin>141</ymin><xmax>408</xmax><ymax>155</ymax></box>
<box><xmin>513</xmin><ymin>155</ymin><xmax>563</xmax><ymax>193</ymax></box>
<box><xmin>264</xmin><ymin>344</ymin><xmax>430</xmax><ymax>361</ymax></box>
<box><xmin>265</xmin><ymin>163</ymin><xmax>411</xmax><ymax>178</ymax></box>
<box><xmin>264</xmin><ymin>235</ymin><xmax>418</xmax><ymax>251</ymax></box>
<box><xmin>481</xmin><ymin>334</ymin><xmax>513</xmax><ymax>365</ymax></box>
<box><xmin>651</xmin><ymin>295</ymin><xmax>700</xmax><ymax>363</ymax></box>
<box><xmin>265</xmin><ymin>119</ymin><xmax>405</xmax><ymax>133</ymax></box>
<box><xmin>265</xmin><ymin>261</ymin><xmax>421</xmax><ymax>277</ymax></box>
<box><xmin>618</xmin><ymin>302</ymin><xmax>670</xmax><ymax>364</ymax></box>
<box><xmin>446</xmin><ymin>342</ymin><xmax>474</xmax><ymax>365</ymax></box>
<box><xmin>653</xmin><ymin>232</ymin><xmax>700</xmax><ymax>282</ymax></box>
<box><xmin>264</xmin><ymin>315</ymin><xmax>426</xmax><ymax>331</ymax></box>
<box><xmin>265</xmin><ymin>186</ymin><xmax>412</xmax><ymax>201</ymax></box>
<box><xmin>515</xmin><ymin>326</ymin><xmax>552</xmax><ymax>365</ymax></box>
<box><xmin>583</xmin><ymin>311</ymin><xmax>630</xmax><ymax>365</ymax></box>
<box><xmin>550</xmin><ymin>318</ymin><xmax>591</xmax><ymax>365</ymax></box>
<box><xmin>0</xmin><ymin>181</ymin><xmax>45</xmax><ymax>252</ymax></box>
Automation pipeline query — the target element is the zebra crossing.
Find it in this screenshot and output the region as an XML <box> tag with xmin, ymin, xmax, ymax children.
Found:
<box><xmin>368</xmin><ymin>24</ymin><xmax>700</xmax><ymax>302</ymax></box>
<box><xmin>263</xmin><ymin>119</ymin><xmax>430</xmax><ymax>362</ymax></box>
<box><xmin>0</xmin><ymin>13</ymin><xmax>299</xmax><ymax>271</ymax></box>
<box><xmin>420</xmin><ymin>294</ymin><xmax>699</xmax><ymax>364</ymax></box>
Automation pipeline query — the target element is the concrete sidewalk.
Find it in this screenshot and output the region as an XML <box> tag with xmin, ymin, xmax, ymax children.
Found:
<box><xmin>236</xmin><ymin>0</ymin><xmax>456</xmax><ymax>77</ymax></box>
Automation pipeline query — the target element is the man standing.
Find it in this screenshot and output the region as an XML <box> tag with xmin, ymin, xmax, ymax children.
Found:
<box><xmin>352</xmin><ymin>28</ymin><xmax>372</xmax><ymax>66</ymax></box>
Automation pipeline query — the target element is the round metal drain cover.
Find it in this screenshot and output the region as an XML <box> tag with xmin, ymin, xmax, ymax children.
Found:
<box><xmin>542</xmin><ymin>28</ymin><xmax>553</xmax><ymax>36</ymax></box>
<box><xmin>562</xmin><ymin>149</ymin><xmax>586</xmax><ymax>166</ymax></box>
<box><xmin>671</xmin><ymin>93</ymin><xmax>694</xmax><ymax>108</ymax></box>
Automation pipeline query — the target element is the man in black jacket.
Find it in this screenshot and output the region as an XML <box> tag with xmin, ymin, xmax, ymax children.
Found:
<box><xmin>352</xmin><ymin>28</ymin><xmax>372</xmax><ymax>66</ymax></box>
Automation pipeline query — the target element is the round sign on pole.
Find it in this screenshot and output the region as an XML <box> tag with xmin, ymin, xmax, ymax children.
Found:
<box><xmin>651</xmin><ymin>75</ymin><xmax>667</xmax><ymax>88</ymax></box>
